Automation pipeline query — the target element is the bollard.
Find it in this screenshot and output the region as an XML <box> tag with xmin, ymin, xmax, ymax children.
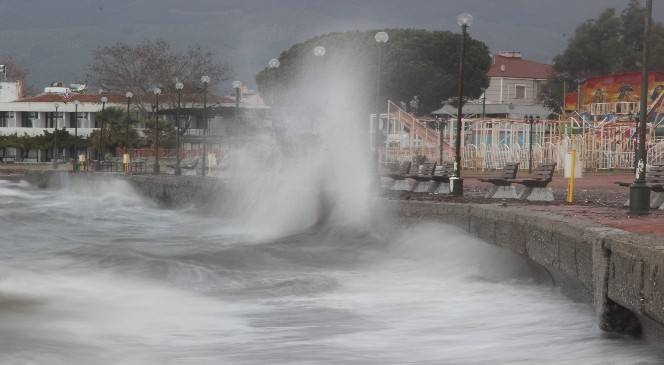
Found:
<box><xmin>566</xmin><ymin>150</ymin><xmax>576</xmax><ymax>204</ymax></box>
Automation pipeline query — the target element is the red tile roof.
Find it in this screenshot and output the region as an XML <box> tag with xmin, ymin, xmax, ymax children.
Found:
<box><xmin>487</xmin><ymin>54</ymin><xmax>552</xmax><ymax>79</ymax></box>
<box><xmin>20</xmin><ymin>93</ymin><xmax>126</xmax><ymax>103</ymax></box>
<box><xmin>18</xmin><ymin>92</ymin><xmax>236</xmax><ymax>105</ymax></box>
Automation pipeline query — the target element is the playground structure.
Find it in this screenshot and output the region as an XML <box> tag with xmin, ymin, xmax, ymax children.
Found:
<box><xmin>377</xmin><ymin>98</ymin><xmax>664</xmax><ymax>172</ymax></box>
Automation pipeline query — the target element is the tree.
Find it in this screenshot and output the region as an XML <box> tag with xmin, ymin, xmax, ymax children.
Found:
<box><xmin>0</xmin><ymin>54</ymin><xmax>32</xmax><ymax>95</ymax></box>
<box><xmin>87</xmin><ymin>39</ymin><xmax>230</xmax><ymax>113</ymax></box>
<box><xmin>41</xmin><ymin>129</ymin><xmax>81</xmax><ymax>160</ymax></box>
<box><xmin>540</xmin><ymin>0</ymin><xmax>664</xmax><ymax>112</ymax></box>
<box><xmin>142</xmin><ymin>115</ymin><xmax>176</xmax><ymax>149</ymax></box>
<box><xmin>4</xmin><ymin>133</ymin><xmax>37</xmax><ymax>160</ymax></box>
<box><xmin>255</xmin><ymin>29</ymin><xmax>491</xmax><ymax>116</ymax></box>
<box><xmin>0</xmin><ymin>54</ymin><xmax>29</xmax><ymax>82</ymax></box>
<box><xmin>96</xmin><ymin>106</ymin><xmax>140</xmax><ymax>152</ymax></box>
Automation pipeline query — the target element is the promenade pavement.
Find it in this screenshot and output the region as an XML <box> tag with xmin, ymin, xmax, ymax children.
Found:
<box><xmin>464</xmin><ymin>171</ymin><xmax>664</xmax><ymax>238</ymax></box>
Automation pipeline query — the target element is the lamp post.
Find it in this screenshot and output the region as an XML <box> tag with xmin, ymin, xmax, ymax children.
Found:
<box><xmin>233</xmin><ymin>80</ymin><xmax>242</xmax><ymax>130</ymax></box>
<box><xmin>233</xmin><ymin>80</ymin><xmax>242</xmax><ymax>179</ymax></box>
<box><xmin>374</xmin><ymin>31</ymin><xmax>388</xmax><ymax>172</ymax></box>
<box><xmin>574</xmin><ymin>78</ymin><xmax>585</xmax><ymax>111</ymax></box>
<box><xmin>409</xmin><ymin>96</ymin><xmax>419</xmax><ymax>115</ymax></box>
<box><xmin>629</xmin><ymin>111</ymin><xmax>638</xmax><ymax>172</ymax></box>
<box><xmin>96</xmin><ymin>95</ymin><xmax>107</xmax><ymax>171</ymax></box>
<box><xmin>438</xmin><ymin>117</ymin><xmax>447</xmax><ymax>164</ymax></box>
<box><xmin>74</xmin><ymin>100</ymin><xmax>79</xmax><ymax>171</ymax></box>
<box><xmin>53</xmin><ymin>103</ymin><xmax>59</xmax><ymax>169</ymax></box>
<box><xmin>153</xmin><ymin>87</ymin><xmax>161</xmax><ymax>174</ymax></box>
<box><xmin>269</xmin><ymin>58</ymin><xmax>280</xmax><ymax>106</ymax></box>
<box><xmin>313</xmin><ymin>46</ymin><xmax>326</xmax><ymax>134</ymax></box>
<box><xmin>201</xmin><ymin>75</ymin><xmax>210</xmax><ymax>177</ymax></box>
<box><xmin>481</xmin><ymin>90</ymin><xmax>486</xmax><ymax>117</ymax></box>
<box><xmin>175</xmin><ymin>82</ymin><xmax>183</xmax><ymax>176</ymax></box>
<box><xmin>125</xmin><ymin>91</ymin><xmax>133</xmax><ymax>172</ymax></box>
<box><xmin>451</xmin><ymin>13</ymin><xmax>472</xmax><ymax>196</ymax></box>
<box><xmin>630</xmin><ymin>0</ymin><xmax>652</xmax><ymax>215</ymax></box>
<box><xmin>526</xmin><ymin>114</ymin><xmax>534</xmax><ymax>173</ymax></box>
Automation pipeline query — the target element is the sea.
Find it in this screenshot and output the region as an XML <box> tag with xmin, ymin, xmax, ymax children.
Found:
<box><xmin>1</xmin><ymin>173</ymin><xmax>663</xmax><ymax>364</ymax></box>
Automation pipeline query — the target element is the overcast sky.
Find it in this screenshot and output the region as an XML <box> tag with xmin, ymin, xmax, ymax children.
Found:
<box><xmin>1</xmin><ymin>0</ymin><xmax>661</xmax><ymax>93</ymax></box>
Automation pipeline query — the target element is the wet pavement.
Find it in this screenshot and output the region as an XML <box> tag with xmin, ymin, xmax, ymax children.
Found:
<box><xmin>465</xmin><ymin>171</ymin><xmax>664</xmax><ymax>238</ymax></box>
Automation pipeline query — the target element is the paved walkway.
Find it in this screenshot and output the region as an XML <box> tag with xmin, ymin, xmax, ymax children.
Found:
<box><xmin>464</xmin><ymin>171</ymin><xmax>664</xmax><ymax>238</ymax></box>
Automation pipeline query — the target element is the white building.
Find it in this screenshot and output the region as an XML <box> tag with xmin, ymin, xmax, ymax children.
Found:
<box><xmin>0</xmin><ymin>81</ymin><xmax>269</xmax><ymax>163</ymax></box>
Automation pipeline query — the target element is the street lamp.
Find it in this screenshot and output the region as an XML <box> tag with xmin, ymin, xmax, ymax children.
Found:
<box><xmin>481</xmin><ymin>90</ymin><xmax>487</xmax><ymax>117</ymax></box>
<box><xmin>451</xmin><ymin>13</ymin><xmax>473</xmax><ymax>196</ymax></box>
<box><xmin>233</xmin><ymin>80</ymin><xmax>242</xmax><ymax>130</ymax></box>
<box><xmin>438</xmin><ymin>117</ymin><xmax>448</xmax><ymax>164</ymax></box>
<box><xmin>96</xmin><ymin>95</ymin><xmax>107</xmax><ymax>171</ymax></box>
<box><xmin>630</xmin><ymin>0</ymin><xmax>652</xmax><ymax>215</ymax></box>
<box><xmin>526</xmin><ymin>114</ymin><xmax>534</xmax><ymax>173</ymax></box>
<box><xmin>525</xmin><ymin>114</ymin><xmax>540</xmax><ymax>173</ymax></box>
<box><xmin>313</xmin><ymin>46</ymin><xmax>326</xmax><ymax>58</ymax></box>
<box><xmin>53</xmin><ymin>103</ymin><xmax>59</xmax><ymax>169</ymax></box>
<box><xmin>174</xmin><ymin>82</ymin><xmax>184</xmax><ymax>176</ymax></box>
<box><xmin>153</xmin><ymin>87</ymin><xmax>161</xmax><ymax>174</ymax></box>
<box><xmin>269</xmin><ymin>58</ymin><xmax>280</xmax><ymax>106</ymax></box>
<box><xmin>628</xmin><ymin>111</ymin><xmax>639</xmax><ymax>172</ymax></box>
<box><xmin>233</xmin><ymin>80</ymin><xmax>242</xmax><ymax>179</ymax></box>
<box><xmin>74</xmin><ymin>100</ymin><xmax>79</xmax><ymax>171</ymax></box>
<box><xmin>201</xmin><ymin>75</ymin><xmax>210</xmax><ymax>177</ymax></box>
<box><xmin>374</xmin><ymin>31</ymin><xmax>388</xmax><ymax>172</ymax></box>
<box><xmin>409</xmin><ymin>96</ymin><xmax>419</xmax><ymax>115</ymax></box>
<box><xmin>574</xmin><ymin>78</ymin><xmax>586</xmax><ymax>111</ymax></box>
<box><xmin>313</xmin><ymin>46</ymin><xmax>326</xmax><ymax>134</ymax></box>
<box><xmin>125</xmin><ymin>91</ymin><xmax>132</xmax><ymax>172</ymax></box>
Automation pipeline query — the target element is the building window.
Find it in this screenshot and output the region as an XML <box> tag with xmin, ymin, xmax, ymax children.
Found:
<box><xmin>515</xmin><ymin>85</ymin><xmax>526</xmax><ymax>99</ymax></box>
<box><xmin>0</xmin><ymin>111</ymin><xmax>8</xmax><ymax>127</ymax></box>
<box><xmin>71</xmin><ymin>112</ymin><xmax>84</xmax><ymax>128</ymax></box>
<box><xmin>21</xmin><ymin>112</ymin><xmax>38</xmax><ymax>128</ymax></box>
<box><xmin>46</xmin><ymin>112</ymin><xmax>63</xmax><ymax>128</ymax></box>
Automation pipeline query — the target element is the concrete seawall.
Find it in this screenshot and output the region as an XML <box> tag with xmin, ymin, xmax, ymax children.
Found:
<box><xmin>379</xmin><ymin>199</ymin><xmax>664</xmax><ymax>341</ymax></box>
<box><xmin>16</xmin><ymin>170</ymin><xmax>664</xmax><ymax>341</ymax></box>
<box><xmin>21</xmin><ymin>170</ymin><xmax>226</xmax><ymax>209</ymax></box>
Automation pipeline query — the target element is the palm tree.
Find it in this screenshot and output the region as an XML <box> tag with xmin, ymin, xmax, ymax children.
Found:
<box><xmin>96</xmin><ymin>106</ymin><xmax>140</xmax><ymax>156</ymax></box>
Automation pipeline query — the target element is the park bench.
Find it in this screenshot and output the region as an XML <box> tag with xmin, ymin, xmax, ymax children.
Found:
<box><xmin>165</xmin><ymin>160</ymin><xmax>177</xmax><ymax>175</ymax></box>
<box><xmin>614</xmin><ymin>161</ymin><xmax>664</xmax><ymax>209</ymax></box>
<box><xmin>100</xmin><ymin>159</ymin><xmax>120</xmax><ymax>172</ymax></box>
<box><xmin>409</xmin><ymin>161</ymin><xmax>437</xmax><ymax>193</ymax></box>
<box><xmin>383</xmin><ymin>161</ymin><xmax>412</xmax><ymax>190</ymax></box>
<box><xmin>165</xmin><ymin>159</ymin><xmax>197</xmax><ymax>175</ymax></box>
<box><xmin>70</xmin><ymin>158</ymin><xmax>90</xmax><ymax>172</ymax></box>
<box><xmin>1</xmin><ymin>155</ymin><xmax>15</xmax><ymax>163</ymax></box>
<box><xmin>478</xmin><ymin>162</ymin><xmax>520</xmax><ymax>198</ymax></box>
<box><xmin>130</xmin><ymin>158</ymin><xmax>146</xmax><ymax>173</ymax></box>
<box><xmin>182</xmin><ymin>159</ymin><xmax>198</xmax><ymax>176</ymax></box>
<box><xmin>506</xmin><ymin>162</ymin><xmax>557</xmax><ymax>201</ymax></box>
<box><xmin>430</xmin><ymin>161</ymin><xmax>455</xmax><ymax>194</ymax></box>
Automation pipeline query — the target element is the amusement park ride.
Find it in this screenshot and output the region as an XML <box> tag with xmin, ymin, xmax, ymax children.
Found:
<box><xmin>377</xmin><ymin>71</ymin><xmax>664</xmax><ymax>172</ymax></box>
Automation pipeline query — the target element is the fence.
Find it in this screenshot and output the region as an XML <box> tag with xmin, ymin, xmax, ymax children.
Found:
<box><xmin>377</xmin><ymin>101</ymin><xmax>664</xmax><ymax>172</ymax></box>
<box><xmin>115</xmin><ymin>147</ymin><xmax>228</xmax><ymax>160</ymax></box>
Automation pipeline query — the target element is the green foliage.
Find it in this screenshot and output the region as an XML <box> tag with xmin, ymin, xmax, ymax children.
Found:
<box><xmin>255</xmin><ymin>28</ymin><xmax>491</xmax><ymax>115</ymax></box>
<box><xmin>0</xmin><ymin>130</ymin><xmax>89</xmax><ymax>159</ymax></box>
<box><xmin>95</xmin><ymin>106</ymin><xmax>141</xmax><ymax>150</ymax></box>
<box><xmin>541</xmin><ymin>0</ymin><xmax>664</xmax><ymax>112</ymax></box>
<box><xmin>142</xmin><ymin>115</ymin><xmax>176</xmax><ymax>149</ymax></box>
